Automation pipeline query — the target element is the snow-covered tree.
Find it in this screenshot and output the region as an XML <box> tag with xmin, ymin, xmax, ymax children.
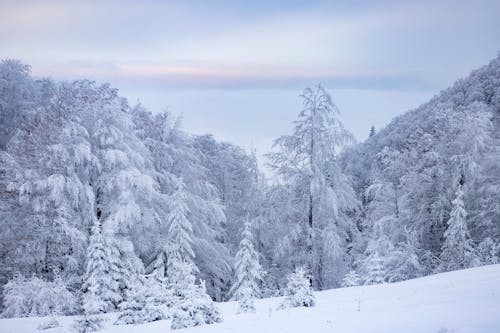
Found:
<box><xmin>363</xmin><ymin>253</ymin><xmax>385</xmax><ymax>285</ymax></box>
<box><xmin>477</xmin><ymin>238</ymin><xmax>499</xmax><ymax>265</ymax></box>
<box><xmin>166</xmin><ymin>177</ymin><xmax>196</xmax><ymax>277</ymax></box>
<box><xmin>1</xmin><ymin>274</ymin><xmax>77</xmax><ymax>318</ymax></box>
<box><xmin>230</xmin><ymin>218</ymin><xmax>265</xmax><ymax>313</ymax></box>
<box><xmin>438</xmin><ymin>185</ymin><xmax>477</xmax><ymax>272</ymax></box>
<box><xmin>170</xmin><ymin>261</ymin><xmax>222</xmax><ymax>330</ymax></box>
<box><xmin>80</xmin><ymin>220</ymin><xmax>120</xmax><ymax>312</ymax></box>
<box><xmin>342</xmin><ymin>270</ymin><xmax>361</xmax><ymax>287</ymax></box>
<box><xmin>74</xmin><ymin>220</ymin><xmax>107</xmax><ymax>332</ymax></box>
<box><xmin>114</xmin><ymin>284</ymin><xmax>146</xmax><ymax>325</ymax></box>
<box><xmin>279</xmin><ymin>267</ymin><xmax>315</xmax><ymax>309</ymax></box>
<box><xmin>73</xmin><ymin>293</ymin><xmax>106</xmax><ymax>333</ymax></box>
<box><xmin>267</xmin><ymin>84</ymin><xmax>359</xmax><ymax>289</ymax></box>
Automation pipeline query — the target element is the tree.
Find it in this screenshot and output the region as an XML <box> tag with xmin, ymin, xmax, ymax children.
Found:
<box><xmin>166</xmin><ymin>177</ymin><xmax>196</xmax><ymax>279</ymax></box>
<box><xmin>477</xmin><ymin>238</ymin><xmax>499</xmax><ymax>265</ymax></box>
<box><xmin>170</xmin><ymin>261</ymin><xmax>222</xmax><ymax>330</ymax></box>
<box><xmin>114</xmin><ymin>284</ymin><xmax>146</xmax><ymax>325</ymax></box>
<box><xmin>74</xmin><ymin>220</ymin><xmax>107</xmax><ymax>332</ymax></box>
<box><xmin>369</xmin><ymin>125</ymin><xmax>376</xmax><ymax>138</ymax></box>
<box><xmin>279</xmin><ymin>267</ymin><xmax>315</xmax><ymax>309</ymax></box>
<box><xmin>230</xmin><ymin>218</ymin><xmax>265</xmax><ymax>313</ymax></box>
<box><xmin>267</xmin><ymin>84</ymin><xmax>358</xmax><ymax>289</ymax></box>
<box><xmin>438</xmin><ymin>184</ymin><xmax>475</xmax><ymax>272</ymax></box>
<box><xmin>342</xmin><ymin>270</ymin><xmax>361</xmax><ymax>287</ymax></box>
<box><xmin>363</xmin><ymin>252</ymin><xmax>385</xmax><ymax>285</ymax></box>
<box><xmin>438</xmin><ymin>184</ymin><xmax>477</xmax><ymax>272</ymax></box>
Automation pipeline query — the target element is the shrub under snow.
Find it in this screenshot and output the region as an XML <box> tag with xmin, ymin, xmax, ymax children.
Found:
<box><xmin>1</xmin><ymin>274</ymin><xmax>77</xmax><ymax>318</ymax></box>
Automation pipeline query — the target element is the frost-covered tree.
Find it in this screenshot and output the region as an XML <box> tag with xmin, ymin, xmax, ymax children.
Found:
<box><xmin>114</xmin><ymin>284</ymin><xmax>145</xmax><ymax>325</ymax></box>
<box><xmin>438</xmin><ymin>184</ymin><xmax>477</xmax><ymax>272</ymax></box>
<box><xmin>170</xmin><ymin>261</ymin><xmax>222</xmax><ymax>330</ymax></box>
<box><xmin>73</xmin><ymin>293</ymin><xmax>106</xmax><ymax>333</ymax></box>
<box><xmin>1</xmin><ymin>274</ymin><xmax>77</xmax><ymax>318</ymax></box>
<box><xmin>166</xmin><ymin>177</ymin><xmax>196</xmax><ymax>277</ymax></box>
<box><xmin>279</xmin><ymin>267</ymin><xmax>315</xmax><ymax>309</ymax></box>
<box><xmin>73</xmin><ymin>220</ymin><xmax>110</xmax><ymax>332</ymax></box>
<box><xmin>477</xmin><ymin>238</ymin><xmax>499</xmax><ymax>265</ymax></box>
<box><xmin>80</xmin><ymin>220</ymin><xmax>120</xmax><ymax>312</ymax></box>
<box><xmin>114</xmin><ymin>275</ymin><xmax>167</xmax><ymax>326</ymax></box>
<box><xmin>363</xmin><ymin>252</ymin><xmax>385</xmax><ymax>285</ymax></box>
<box><xmin>267</xmin><ymin>84</ymin><xmax>359</xmax><ymax>289</ymax></box>
<box><xmin>342</xmin><ymin>270</ymin><xmax>361</xmax><ymax>287</ymax></box>
<box><xmin>230</xmin><ymin>219</ymin><xmax>265</xmax><ymax>312</ymax></box>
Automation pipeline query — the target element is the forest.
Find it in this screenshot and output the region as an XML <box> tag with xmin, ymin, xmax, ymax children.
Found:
<box><xmin>0</xmin><ymin>55</ymin><xmax>499</xmax><ymax>330</ymax></box>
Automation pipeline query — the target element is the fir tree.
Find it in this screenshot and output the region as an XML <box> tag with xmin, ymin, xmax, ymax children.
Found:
<box><xmin>170</xmin><ymin>261</ymin><xmax>222</xmax><ymax>330</ymax></box>
<box><xmin>114</xmin><ymin>282</ymin><xmax>146</xmax><ymax>325</ymax></box>
<box><xmin>342</xmin><ymin>270</ymin><xmax>361</xmax><ymax>287</ymax></box>
<box><xmin>477</xmin><ymin>238</ymin><xmax>499</xmax><ymax>265</ymax></box>
<box><xmin>166</xmin><ymin>177</ymin><xmax>196</xmax><ymax>279</ymax></box>
<box><xmin>364</xmin><ymin>253</ymin><xmax>385</xmax><ymax>285</ymax></box>
<box><xmin>279</xmin><ymin>267</ymin><xmax>315</xmax><ymax>309</ymax></box>
<box><xmin>438</xmin><ymin>185</ymin><xmax>476</xmax><ymax>272</ymax></box>
<box><xmin>73</xmin><ymin>220</ymin><xmax>106</xmax><ymax>332</ymax></box>
<box><xmin>230</xmin><ymin>218</ymin><xmax>265</xmax><ymax>313</ymax></box>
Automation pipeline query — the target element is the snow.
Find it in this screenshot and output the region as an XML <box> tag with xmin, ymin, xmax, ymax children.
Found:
<box><xmin>2</xmin><ymin>264</ymin><xmax>499</xmax><ymax>333</ymax></box>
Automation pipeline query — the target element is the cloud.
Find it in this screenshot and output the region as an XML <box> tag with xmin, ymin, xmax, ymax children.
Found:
<box><xmin>3</xmin><ymin>0</ymin><xmax>499</xmax><ymax>91</ymax></box>
<box><xmin>28</xmin><ymin>60</ymin><xmax>427</xmax><ymax>91</ymax></box>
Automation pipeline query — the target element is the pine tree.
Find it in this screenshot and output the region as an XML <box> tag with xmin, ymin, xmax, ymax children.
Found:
<box><xmin>438</xmin><ymin>184</ymin><xmax>476</xmax><ymax>272</ymax></box>
<box><xmin>477</xmin><ymin>238</ymin><xmax>499</xmax><ymax>265</ymax></box>
<box><xmin>369</xmin><ymin>125</ymin><xmax>376</xmax><ymax>137</ymax></box>
<box><xmin>279</xmin><ymin>267</ymin><xmax>315</xmax><ymax>309</ymax></box>
<box><xmin>230</xmin><ymin>219</ymin><xmax>265</xmax><ymax>313</ymax></box>
<box><xmin>364</xmin><ymin>253</ymin><xmax>385</xmax><ymax>285</ymax></box>
<box><xmin>73</xmin><ymin>220</ymin><xmax>107</xmax><ymax>333</ymax></box>
<box><xmin>114</xmin><ymin>282</ymin><xmax>146</xmax><ymax>325</ymax></box>
<box><xmin>113</xmin><ymin>275</ymin><xmax>167</xmax><ymax>325</ymax></box>
<box><xmin>170</xmin><ymin>261</ymin><xmax>222</xmax><ymax>330</ymax></box>
<box><xmin>342</xmin><ymin>270</ymin><xmax>361</xmax><ymax>287</ymax></box>
<box><xmin>166</xmin><ymin>177</ymin><xmax>196</xmax><ymax>279</ymax></box>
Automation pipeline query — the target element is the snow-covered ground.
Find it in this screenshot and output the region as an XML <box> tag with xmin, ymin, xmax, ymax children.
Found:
<box><xmin>3</xmin><ymin>264</ymin><xmax>499</xmax><ymax>333</ymax></box>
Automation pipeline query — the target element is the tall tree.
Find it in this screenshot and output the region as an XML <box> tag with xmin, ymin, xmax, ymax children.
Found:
<box><xmin>268</xmin><ymin>84</ymin><xmax>358</xmax><ymax>288</ymax></box>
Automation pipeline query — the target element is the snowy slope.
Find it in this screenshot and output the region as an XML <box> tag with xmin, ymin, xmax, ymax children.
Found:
<box><xmin>3</xmin><ymin>264</ymin><xmax>499</xmax><ymax>333</ymax></box>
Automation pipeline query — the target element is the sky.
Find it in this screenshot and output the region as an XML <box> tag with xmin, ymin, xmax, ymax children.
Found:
<box><xmin>1</xmin><ymin>0</ymin><xmax>499</xmax><ymax>169</ymax></box>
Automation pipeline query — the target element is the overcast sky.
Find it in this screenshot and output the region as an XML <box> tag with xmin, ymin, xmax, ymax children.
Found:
<box><xmin>1</xmin><ymin>0</ymin><xmax>499</xmax><ymax>167</ymax></box>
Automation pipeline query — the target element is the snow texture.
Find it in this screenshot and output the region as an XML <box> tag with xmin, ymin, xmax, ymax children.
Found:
<box><xmin>1</xmin><ymin>264</ymin><xmax>499</xmax><ymax>333</ymax></box>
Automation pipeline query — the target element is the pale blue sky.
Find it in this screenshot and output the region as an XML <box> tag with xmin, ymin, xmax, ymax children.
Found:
<box><xmin>1</xmin><ymin>0</ymin><xmax>499</xmax><ymax>165</ymax></box>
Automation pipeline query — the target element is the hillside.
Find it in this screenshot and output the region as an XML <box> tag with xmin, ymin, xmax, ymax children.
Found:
<box><xmin>340</xmin><ymin>55</ymin><xmax>500</xmax><ymax>278</ymax></box>
<box><xmin>2</xmin><ymin>264</ymin><xmax>499</xmax><ymax>333</ymax></box>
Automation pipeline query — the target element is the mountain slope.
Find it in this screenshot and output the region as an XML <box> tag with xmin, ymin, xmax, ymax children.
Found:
<box><xmin>2</xmin><ymin>264</ymin><xmax>499</xmax><ymax>333</ymax></box>
<box><xmin>340</xmin><ymin>55</ymin><xmax>500</xmax><ymax>277</ymax></box>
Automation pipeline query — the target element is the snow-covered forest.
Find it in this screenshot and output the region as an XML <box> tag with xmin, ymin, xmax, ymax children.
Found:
<box><xmin>0</xmin><ymin>53</ymin><xmax>499</xmax><ymax>331</ymax></box>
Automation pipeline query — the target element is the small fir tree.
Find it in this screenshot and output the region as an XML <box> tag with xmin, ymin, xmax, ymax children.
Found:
<box><xmin>166</xmin><ymin>177</ymin><xmax>196</xmax><ymax>279</ymax></box>
<box><xmin>114</xmin><ymin>282</ymin><xmax>146</xmax><ymax>325</ymax></box>
<box><xmin>478</xmin><ymin>237</ymin><xmax>499</xmax><ymax>265</ymax></box>
<box><xmin>170</xmin><ymin>261</ymin><xmax>222</xmax><ymax>330</ymax></box>
<box><xmin>230</xmin><ymin>219</ymin><xmax>265</xmax><ymax>313</ymax></box>
<box><xmin>73</xmin><ymin>220</ymin><xmax>107</xmax><ymax>333</ymax></box>
<box><xmin>279</xmin><ymin>267</ymin><xmax>315</xmax><ymax>309</ymax></box>
<box><xmin>342</xmin><ymin>270</ymin><xmax>361</xmax><ymax>287</ymax></box>
<box><xmin>364</xmin><ymin>253</ymin><xmax>385</xmax><ymax>285</ymax></box>
<box><xmin>438</xmin><ymin>185</ymin><xmax>476</xmax><ymax>272</ymax></box>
